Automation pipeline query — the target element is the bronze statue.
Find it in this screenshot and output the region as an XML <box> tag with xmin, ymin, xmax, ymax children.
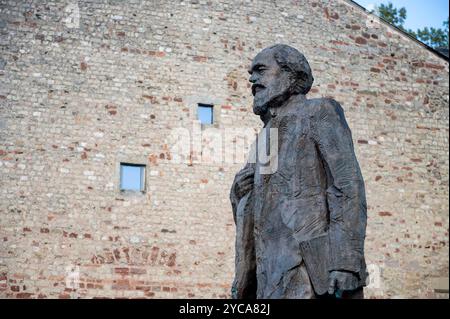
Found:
<box><xmin>230</xmin><ymin>44</ymin><xmax>368</xmax><ymax>299</ymax></box>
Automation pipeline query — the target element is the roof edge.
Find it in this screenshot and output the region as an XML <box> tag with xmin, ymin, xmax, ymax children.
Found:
<box><xmin>344</xmin><ymin>0</ymin><xmax>449</xmax><ymax>62</ymax></box>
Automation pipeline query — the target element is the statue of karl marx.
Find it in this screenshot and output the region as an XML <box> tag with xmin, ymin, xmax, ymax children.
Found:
<box><xmin>230</xmin><ymin>44</ymin><xmax>368</xmax><ymax>299</ymax></box>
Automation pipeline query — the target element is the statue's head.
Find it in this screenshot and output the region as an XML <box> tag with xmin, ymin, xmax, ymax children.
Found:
<box><xmin>248</xmin><ymin>44</ymin><xmax>314</xmax><ymax>115</ymax></box>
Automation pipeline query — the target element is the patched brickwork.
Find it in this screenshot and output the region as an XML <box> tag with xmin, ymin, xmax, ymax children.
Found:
<box><xmin>0</xmin><ymin>0</ymin><xmax>448</xmax><ymax>298</ymax></box>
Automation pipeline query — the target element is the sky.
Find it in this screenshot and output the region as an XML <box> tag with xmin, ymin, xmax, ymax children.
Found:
<box><xmin>121</xmin><ymin>165</ymin><xmax>143</xmax><ymax>191</ymax></box>
<box><xmin>354</xmin><ymin>0</ymin><xmax>449</xmax><ymax>31</ymax></box>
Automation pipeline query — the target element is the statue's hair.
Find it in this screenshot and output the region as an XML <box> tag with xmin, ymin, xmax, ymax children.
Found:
<box><xmin>266</xmin><ymin>44</ymin><xmax>314</xmax><ymax>95</ymax></box>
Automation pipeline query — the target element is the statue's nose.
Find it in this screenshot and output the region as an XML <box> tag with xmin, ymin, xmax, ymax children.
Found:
<box><xmin>249</xmin><ymin>73</ymin><xmax>257</xmax><ymax>83</ymax></box>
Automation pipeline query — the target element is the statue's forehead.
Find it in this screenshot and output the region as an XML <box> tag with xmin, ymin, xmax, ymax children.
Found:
<box><xmin>251</xmin><ymin>49</ymin><xmax>275</xmax><ymax>68</ymax></box>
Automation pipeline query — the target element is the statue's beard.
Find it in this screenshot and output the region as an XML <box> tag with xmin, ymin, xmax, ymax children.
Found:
<box><xmin>253</xmin><ymin>84</ymin><xmax>291</xmax><ymax>116</ymax></box>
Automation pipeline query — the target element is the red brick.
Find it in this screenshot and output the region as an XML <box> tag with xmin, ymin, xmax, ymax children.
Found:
<box><xmin>330</xmin><ymin>12</ymin><xmax>339</xmax><ymax>20</ymax></box>
<box><xmin>193</xmin><ymin>56</ymin><xmax>208</xmax><ymax>62</ymax></box>
<box><xmin>425</xmin><ymin>63</ymin><xmax>445</xmax><ymax>70</ymax></box>
<box><xmin>167</xmin><ymin>253</ymin><xmax>177</xmax><ymax>267</ymax></box>
<box><xmin>378</xmin><ymin>211</ymin><xmax>392</xmax><ymax>217</ymax></box>
<box><xmin>355</xmin><ymin>37</ymin><xmax>367</xmax><ymax>45</ymax></box>
<box><xmin>143</xmin><ymin>95</ymin><xmax>158</xmax><ymax>103</ymax></box>
<box><xmin>412</xmin><ymin>61</ymin><xmax>424</xmax><ymax>67</ymax></box>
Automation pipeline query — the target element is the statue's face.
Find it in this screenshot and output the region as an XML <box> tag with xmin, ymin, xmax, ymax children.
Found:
<box><xmin>248</xmin><ymin>49</ymin><xmax>293</xmax><ymax>115</ymax></box>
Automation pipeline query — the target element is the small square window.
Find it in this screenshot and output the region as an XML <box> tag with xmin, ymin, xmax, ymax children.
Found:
<box><xmin>120</xmin><ymin>163</ymin><xmax>145</xmax><ymax>192</ymax></box>
<box><xmin>198</xmin><ymin>104</ymin><xmax>213</xmax><ymax>125</ymax></box>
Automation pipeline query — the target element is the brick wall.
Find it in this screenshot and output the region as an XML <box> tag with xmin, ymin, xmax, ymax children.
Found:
<box><xmin>0</xmin><ymin>0</ymin><xmax>448</xmax><ymax>298</ymax></box>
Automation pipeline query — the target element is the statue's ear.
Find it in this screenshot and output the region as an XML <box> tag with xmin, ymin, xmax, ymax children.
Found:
<box><xmin>295</xmin><ymin>70</ymin><xmax>313</xmax><ymax>94</ymax></box>
<box><xmin>290</xmin><ymin>70</ymin><xmax>307</xmax><ymax>94</ymax></box>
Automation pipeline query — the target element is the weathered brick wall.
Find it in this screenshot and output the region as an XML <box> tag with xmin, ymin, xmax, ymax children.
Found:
<box><xmin>0</xmin><ymin>0</ymin><xmax>448</xmax><ymax>298</ymax></box>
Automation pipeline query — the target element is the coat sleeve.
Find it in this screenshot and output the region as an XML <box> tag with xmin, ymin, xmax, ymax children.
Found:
<box><xmin>230</xmin><ymin>162</ymin><xmax>254</xmax><ymax>223</ymax></box>
<box><xmin>230</xmin><ymin>162</ymin><xmax>257</xmax><ymax>298</ymax></box>
<box><xmin>310</xmin><ymin>99</ymin><xmax>367</xmax><ymax>273</ymax></box>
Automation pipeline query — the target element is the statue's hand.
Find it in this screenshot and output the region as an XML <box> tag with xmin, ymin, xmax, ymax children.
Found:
<box><xmin>234</xmin><ymin>168</ymin><xmax>254</xmax><ymax>200</ymax></box>
<box><xmin>328</xmin><ymin>270</ymin><xmax>359</xmax><ymax>296</ymax></box>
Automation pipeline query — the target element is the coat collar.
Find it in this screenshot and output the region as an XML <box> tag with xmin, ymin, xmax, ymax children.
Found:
<box><xmin>262</xmin><ymin>94</ymin><xmax>307</xmax><ymax>127</ymax></box>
